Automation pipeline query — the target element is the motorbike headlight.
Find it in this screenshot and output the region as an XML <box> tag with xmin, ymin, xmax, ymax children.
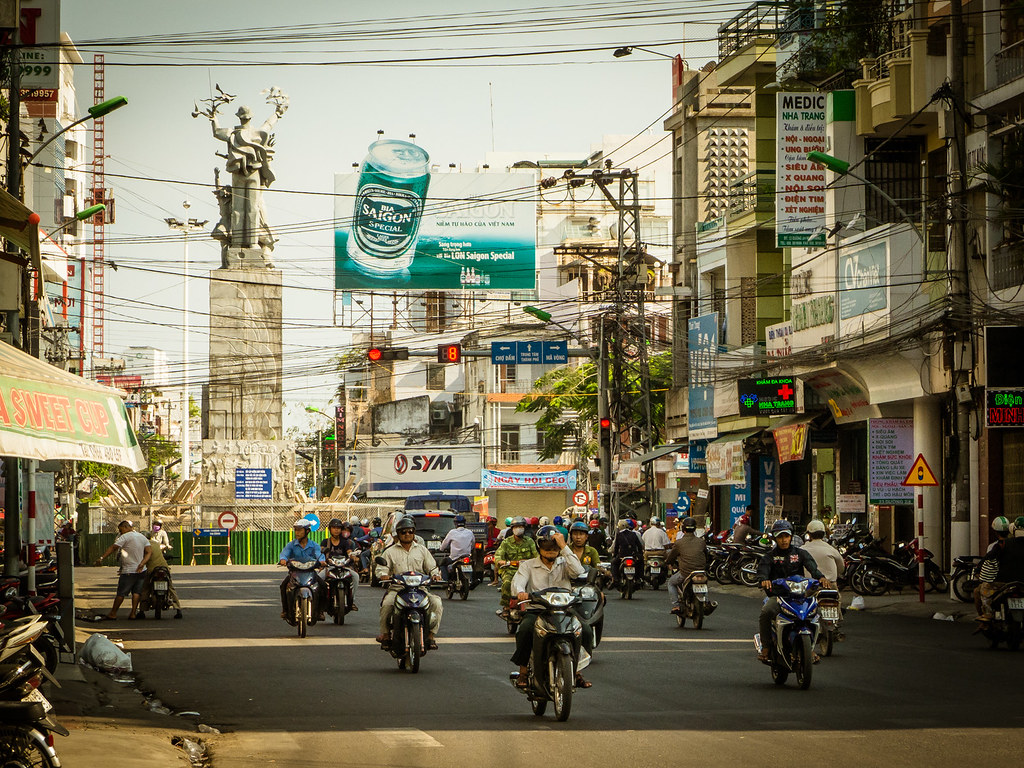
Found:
<box><xmin>786</xmin><ymin>579</ymin><xmax>808</xmax><ymax>597</ymax></box>
<box><xmin>579</xmin><ymin>586</ymin><xmax>597</xmax><ymax>600</ymax></box>
<box><xmin>543</xmin><ymin>592</ymin><xmax>573</xmax><ymax>608</ymax></box>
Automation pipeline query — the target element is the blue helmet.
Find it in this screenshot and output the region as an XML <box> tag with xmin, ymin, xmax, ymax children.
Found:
<box><xmin>625</xmin><ymin>519</ymin><xmax>636</xmax><ymax>530</ymax></box>
<box><xmin>553</xmin><ymin>515</ymin><xmax>564</xmax><ymax>525</ymax></box>
<box><xmin>536</xmin><ymin>525</ymin><xmax>560</xmax><ymax>547</ymax></box>
<box><xmin>454</xmin><ymin>514</ymin><xmax>466</xmax><ymax>526</ymax></box>
<box><xmin>770</xmin><ymin>519</ymin><xmax>793</xmax><ymax>536</ymax></box>
<box><xmin>569</xmin><ymin>520</ymin><xmax>589</xmax><ymax>534</ymax></box>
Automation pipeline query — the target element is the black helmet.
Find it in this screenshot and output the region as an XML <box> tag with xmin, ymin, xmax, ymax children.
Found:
<box><xmin>396</xmin><ymin>516</ymin><xmax>417</xmax><ymax>532</ymax></box>
<box><xmin>536</xmin><ymin>525</ymin><xmax>560</xmax><ymax>547</ymax></box>
<box><xmin>681</xmin><ymin>516</ymin><xmax>697</xmax><ymax>531</ymax></box>
<box><xmin>770</xmin><ymin>519</ymin><xmax>793</xmax><ymax>536</ymax></box>
<box><xmin>511</xmin><ymin>516</ymin><xmax>527</xmax><ymax>527</ymax></box>
<box><xmin>340</xmin><ymin>520</ymin><xmax>353</xmax><ymax>531</ymax></box>
<box><xmin>372</xmin><ymin>517</ymin><xmax>382</xmax><ymax>527</ymax></box>
<box><xmin>328</xmin><ymin>518</ymin><xmax>344</xmax><ymax>529</ymax></box>
<box><xmin>454</xmin><ymin>514</ymin><xmax>466</xmax><ymax>526</ymax></box>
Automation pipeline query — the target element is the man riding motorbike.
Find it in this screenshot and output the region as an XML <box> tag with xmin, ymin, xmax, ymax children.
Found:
<box><xmin>975</xmin><ymin>516</ymin><xmax>1024</xmax><ymax>626</ymax></box>
<box><xmin>731</xmin><ymin>511</ymin><xmax>759</xmax><ymax>544</ymax></box>
<box><xmin>666</xmin><ymin>516</ymin><xmax>717</xmax><ymax>616</ymax></box>
<box><xmin>755</xmin><ymin>519</ymin><xmax>830</xmax><ymax>661</ymax></box>
<box><xmin>642</xmin><ymin>517</ymin><xmax>671</xmax><ymax>551</ymax></box>
<box><xmin>495</xmin><ymin>517</ymin><xmax>539</xmax><ymax>618</ymax></box>
<box><xmin>321</xmin><ymin>518</ymin><xmax>360</xmax><ymax>612</ymax></box>
<box><xmin>375</xmin><ymin>515</ymin><xmax>443</xmax><ymax>649</ymax></box>
<box><xmin>611</xmin><ymin>518</ymin><xmax>644</xmax><ymax>586</ymax></box>
<box><xmin>137</xmin><ymin>531</ymin><xmax>183</xmax><ymax>619</ymax></box>
<box><xmin>278</xmin><ymin>519</ymin><xmax>326</xmax><ymax>620</ymax></box>
<box><xmin>587</xmin><ymin>518</ymin><xmax>609</xmax><ymax>556</ymax></box>
<box><xmin>511</xmin><ymin>526</ymin><xmax>593</xmax><ymax>689</ymax></box>
<box><xmin>801</xmin><ymin>519</ymin><xmax>845</xmax><ymax>583</ymax></box>
<box><xmin>439</xmin><ymin>514</ymin><xmax>476</xmax><ymax>582</ymax></box>
<box><xmin>568</xmin><ymin>521</ymin><xmax>602</xmax><ymax>568</ymax></box>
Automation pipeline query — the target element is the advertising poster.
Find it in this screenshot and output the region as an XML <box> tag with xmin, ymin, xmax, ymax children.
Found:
<box><xmin>773</xmin><ymin>422</ymin><xmax>809</xmax><ymax>463</ymax></box>
<box><xmin>776</xmin><ymin>92</ymin><xmax>827</xmax><ymax>248</ymax></box>
<box><xmin>688</xmin><ymin>312</ymin><xmax>718</xmax><ymax>441</ymax></box>
<box><xmin>335</xmin><ymin>140</ymin><xmax>536</xmax><ymax>290</ymax></box>
<box><xmin>481</xmin><ymin>469</ymin><xmax>576</xmax><ymax>490</ymax></box>
<box><xmin>2</xmin><ymin>1</ymin><xmax>61</xmax><ymax>101</ymax></box>
<box><xmin>706</xmin><ymin>438</ymin><xmax>747</xmax><ymax>486</ymax></box>
<box><xmin>759</xmin><ymin>455</ymin><xmax>779</xmax><ymax>517</ymax></box>
<box><xmin>344</xmin><ymin>444</ymin><xmax>482</xmax><ymax>497</ymax></box>
<box><xmin>868</xmin><ymin>418</ymin><xmax>914</xmax><ymax>504</ymax></box>
<box><xmin>840</xmin><ymin>242</ymin><xmax>887</xmax><ymax>319</ymax></box>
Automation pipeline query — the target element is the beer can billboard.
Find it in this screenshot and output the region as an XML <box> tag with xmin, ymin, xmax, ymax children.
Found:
<box><xmin>335</xmin><ymin>140</ymin><xmax>537</xmax><ymax>290</ymax></box>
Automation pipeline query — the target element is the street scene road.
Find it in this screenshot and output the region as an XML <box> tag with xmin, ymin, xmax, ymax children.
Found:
<box><xmin>71</xmin><ymin>565</ymin><xmax>1024</xmax><ymax>768</ymax></box>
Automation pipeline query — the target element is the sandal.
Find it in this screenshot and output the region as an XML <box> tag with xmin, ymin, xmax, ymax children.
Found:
<box><xmin>514</xmin><ymin>676</ymin><xmax>530</xmax><ymax>690</ymax></box>
<box><xmin>427</xmin><ymin>637</ymin><xmax>438</xmax><ymax>650</ymax></box>
<box><xmin>574</xmin><ymin>674</ymin><xmax>593</xmax><ymax>689</ymax></box>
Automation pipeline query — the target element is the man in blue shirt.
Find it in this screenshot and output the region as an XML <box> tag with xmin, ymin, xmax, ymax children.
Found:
<box><xmin>278</xmin><ymin>519</ymin><xmax>325</xmax><ymax>619</ymax></box>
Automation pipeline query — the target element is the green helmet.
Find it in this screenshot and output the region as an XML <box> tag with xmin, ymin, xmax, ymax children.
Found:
<box><xmin>993</xmin><ymin>516</ymin><xmax>1011</xmax><ymax>533</ymax></box>
<box><xmin>504</xmin><ymin>517</ymin><xmax>513</xmax><ymax>527</ymax></box>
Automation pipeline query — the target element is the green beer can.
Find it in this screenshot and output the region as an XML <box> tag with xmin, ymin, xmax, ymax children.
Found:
<box><xmin>347</xmin><ymin>139</ymin><xmax>431</xmax><ymax>275</ymax></box>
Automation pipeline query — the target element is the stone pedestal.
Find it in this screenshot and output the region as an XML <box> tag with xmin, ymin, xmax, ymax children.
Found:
<box><xmin>205</xmin><ymin>268</ymin><xmax>284</xmax><ymax>442</ymax></box>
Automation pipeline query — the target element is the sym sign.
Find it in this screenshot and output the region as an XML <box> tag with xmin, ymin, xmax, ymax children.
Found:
<box><xmin>346</xmin><ymin>444</ymin><xmax>482</xmax><ymax>497</ymax></box>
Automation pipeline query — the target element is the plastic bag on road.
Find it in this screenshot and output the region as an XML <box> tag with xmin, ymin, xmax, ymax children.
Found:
<box><xmin>848</xmin><ymin>595</ymin><xmax>866</xmax><ymax>611</ymax></box>
<box><xmin>79</xmin><ymin>633</ymin><xmax>133</xmax><ymax>673</ymax></box>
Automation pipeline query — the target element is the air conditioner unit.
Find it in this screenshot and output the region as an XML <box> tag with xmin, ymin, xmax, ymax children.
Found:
<box><xmin>430</xmin><ymin>404</ymin><xmax>452</xmax><ymax>425</ymax></box>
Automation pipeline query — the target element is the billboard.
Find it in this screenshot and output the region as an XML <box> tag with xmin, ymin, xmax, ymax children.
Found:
<box><xmin>1</xmin><ymin>1</ymin><xmax>61</xmax><ymax>101</ymax></box>
<box><xmin>776</xmin><ymin>92</ymin><xmax>827</xmax><ymax>248</ymax></box>
<box><xmin>335</xmin><ymin>140</ymin><xmax>536</xmax><ymax>290</ymax></box>
<box><xmin>839</xmin><ymin>242</ymin><xmax>887</xmax><ymax>319</ymax></box>
<box><xmin>687</xmin><ymin>313</ymin><xmax>718</xmax><ymax>441</ymax></box>
<box><xmin>868</xmin><ymin>418</ymin><xmax>914</xmax><ymax>504</ymax></box>
<box><xmin>344</xmin><ymin>444</ymin><xmax>482</xmax><ymax>497</ymax></box>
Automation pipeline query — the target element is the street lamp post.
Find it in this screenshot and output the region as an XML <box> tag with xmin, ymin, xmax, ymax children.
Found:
<box><xmin>165</xmin><ymin>205</ymin><xmax>207</xmax><ymax>484</ymax></box>
<box><xmin>27</xmin><ymin>97</ymin><xmax>128</xmax><ymax>166</ymax></box>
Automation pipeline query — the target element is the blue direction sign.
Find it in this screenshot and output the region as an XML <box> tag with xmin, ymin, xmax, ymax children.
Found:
<box><xmin>193</xmin><ymin>528</ymin><xmax>229</xmax><ymax>537</ymax></box>
<box><xmin>235</xmin><ymin>468</ymin><xmax>272</xmax><ymax>500</ymax></box>
<box><xmin>542</xmin><ymin>340</ymin><xmax>568</xmax><ymax>364</ymax></box>
<box><xmin>517</xmin><ymin>341</ymin><xmax>542</xmax><ymax>364</ymax></box>
<box><xmin>491</xmin><ymin>341</ymin><xmax>517</xmax><ymax>364</ymax></box>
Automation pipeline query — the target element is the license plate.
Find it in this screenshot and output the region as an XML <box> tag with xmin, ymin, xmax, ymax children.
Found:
<box><xmin>1007</xmin><ymin>597</ymin><xmax>1024</xmax><ymax>610</ymax></box>
<box><xmin>23</xmin><ymin>687</ymin><xmax>52</xmax><ymax>713</ymax></box>
<box><xmin>623</xmin><ymin>567</ymin><xmax>635</xmax><ymax>574</ymax></box>
<box><xmin>650</xmin><ymin>567</ymin><xmax>661</xmax><ymax>573</ymax></box>
<box><xmin>427</xmin><ymin>541</ymin><xmax>440</xmax><ymax>550</ymax></box>
<box><xmin>693</xmin><ymin>584</ymin><xmax>708</xmax><ymax>593</ymax></box>
<box><xmin>155</xmin><ymin>583</ymin><xmax>169</xmax><ymax>592</ymax></box>
<box><xmin>460</xmin><ymin>565</ymin><xmax>473</xmax><ymax>573</ymax></box>
<box><xmin>820</xmin><ymin>606</ymin><xmax>841</xmax><ymax>621</ymax></box>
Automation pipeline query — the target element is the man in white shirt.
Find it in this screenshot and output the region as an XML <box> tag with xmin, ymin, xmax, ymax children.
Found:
<box><xmin>801</xmin><ymin>519</ymin><xmax>845</xmax><ymax>582</ymax></box>
<box><xmin>375</xmin><ymin>516</ymin><xmax>443</xmax><ymax>648</ymax></box>
<box><xmin>439</xmin><ymin>514</ymin><xmax>476</xmax><ymax>581</ymax></box>
<box><xmin>95</xmin><ymin>520</ymin><xmax>152</xmax><ymax>620</ymax></box>
<box><xmin>642</xmin><ymin>518</ymin><xmax>671</xmax><ymax>551</ymax></box>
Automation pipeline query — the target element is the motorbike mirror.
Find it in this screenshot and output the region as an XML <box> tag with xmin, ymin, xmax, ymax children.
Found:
<box><xmin>374</xmin><ymin>556</ymin><xmax>387</xmax><ymax>566</ymax></box>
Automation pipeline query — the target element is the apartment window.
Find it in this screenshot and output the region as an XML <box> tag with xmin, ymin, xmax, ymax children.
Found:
<box><xmin>425</xmin><ymin>363</ymin><xmax>445</xmax><ymax>391</ymax></box>
<box><xmin>864</xmin><ymin>138</ymin><xmax>922</xmax><ymax>230</ymax></box>
<box><xmin>500</xmin><ymin>425</ymin><xmax>521</xmax><ymax>463</ymax></box>
<box><xmin>499</xmin><ymin>363</ymin><xmax>517</xmax><ymax>393</ymax></box>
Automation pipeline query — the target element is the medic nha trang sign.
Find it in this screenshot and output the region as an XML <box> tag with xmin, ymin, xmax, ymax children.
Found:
<box><xmin>776</xmin><ymin>92</ymin><xmax>827</xmax><ymax>248</ymax></box>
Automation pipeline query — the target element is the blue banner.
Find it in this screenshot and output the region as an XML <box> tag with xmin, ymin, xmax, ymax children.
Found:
<box><xmin>481</xmin><ymin>469</ymin><xmax>577</xmax><ymax>490</ymax></box>
<box><xmin>729</xmin><ymin>462</ymin><xmax>752</xmax><ymax>527</ymax></box>
<box><xmin>688</xmin><ymin>313</ymin><xmax>718</xmax><ymax>440</ymax></box>
<box><xmin>235</xmin><ymin>467</ymin><xmax>272</xmax><ymax>500</ymax></box>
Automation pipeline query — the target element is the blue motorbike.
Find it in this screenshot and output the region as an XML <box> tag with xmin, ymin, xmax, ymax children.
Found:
<box><xmin>755</xmin><ymin>576</ymin><xmax>823</xmax><ymax>690</ymax></box>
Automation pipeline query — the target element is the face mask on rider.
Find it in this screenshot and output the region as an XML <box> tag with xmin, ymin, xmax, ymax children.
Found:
<box><xmin>341</xmin><ymin>531</ymin><xmax>350</xmax><ymax>538</ymax></box>
<box><xmin>512</xmin><ymin>526</ymin><xmax>525</xmax><ymax>537</ymax></box>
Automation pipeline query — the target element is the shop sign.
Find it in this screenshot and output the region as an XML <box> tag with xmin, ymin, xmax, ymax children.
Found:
<box><xmin>766</xmin><ymin>321</ymin><xmax>792</xmax><ymax>359</ymax></box>
<box><xmin>706</xmin><ymin>439</ymin><xmax>747</xmax><ymax>486</ymax></box>
<box><xmin>688</xmin><ymin>313</ymin><xmax>718</xmax><ymax>440</ymax></box>
<box><xmin>481</xmin><ymin>469</ymin><xmax>577</xmax><ymax>490</ymax></box>
<box><xmin>738</xmin><ymin>377</ymin><xmax>797</xmax><ymax>416</ymax></box>
<box><xmin>776</xmin><ymin>92</ymin><xmax>827</xmax><ymax>247</ymax></box>
<box><xmin>792</xmin><ymin>295</ymin><xmax>834</xmax><ymax>331</ymax></box>
<box><xmin>986</xmin><ymin>388</ymin><xmax>1024</xmax><ymax>428</ymax></box>
<box><xmin>839</xmin><ymin>242</ymin><xmax>887</xmax><ymax>319</ymax></box>
<box><xmin>868</xmin><ymin>418</ymin><xmax>914</xmax><ymax>504</ymax></box>
<box><xmin>772</xmin><ymin>422</ymin><xmax>809</xmax><ymax>463</ymax></box>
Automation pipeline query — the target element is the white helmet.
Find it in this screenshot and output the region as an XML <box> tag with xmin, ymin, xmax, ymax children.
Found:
<box><xmin>806</xmin><ymin>519</ymin><xmax>826</xmax><ymax>535</ymax></box>
<box><xmin>650</xmin><ymin>518</ymin><xmax>662</xmax><ymax>527</ymax></box>
<box><xmin>539</xmin><ymin>516</ymin><xmax>550</xmax><ymax>526</ymax></box>
<box><xmin>993</xmin><ymin>516</ymin><xmax>1011</xmax><ymax>533</ymax></box>
<box><xmin>293</xmin><ymin>518</ymin><xmax>313</xmax><ymax>530</ymax></box>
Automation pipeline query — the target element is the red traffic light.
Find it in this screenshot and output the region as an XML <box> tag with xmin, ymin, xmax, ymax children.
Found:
<box><xmin>367</xmin><ymin>347</ymin><xmax>409</xmax><ymax>362</ymax></box>
<box><xmin>368</xmin><ymin>347</ymin><xmax>383</xmax><ymax>362</ymax></box>
<box><xmin>599</xmin><ymin>418</ymin><xmax>611</xmax><ymax>429</ymax></box>
<box><xmin>437</xmin><ymin>343</ymin><xmax>462</xmax><ymax>363</ymax></box>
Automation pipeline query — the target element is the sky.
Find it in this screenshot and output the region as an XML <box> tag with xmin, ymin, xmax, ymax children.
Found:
<box><xmin>58</xmin><ymin>0</ymin><xmax>737</xmax><ymax>433</ymax></box>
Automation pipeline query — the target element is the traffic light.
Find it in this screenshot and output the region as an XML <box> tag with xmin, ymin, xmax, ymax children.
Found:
<box><xmin>596</xmin><ymin>417</ymin><xmax>612</xmax><ymax>467</ymax></box>
<box><xmin>437</xmin><ymin>343</ymin><xmax>462</xmax><ymax>363</ymax></box>
<box><xmin>367</xmin><ymin>347</ymin><xmax>409</xmax><ymax>362</ymax></box>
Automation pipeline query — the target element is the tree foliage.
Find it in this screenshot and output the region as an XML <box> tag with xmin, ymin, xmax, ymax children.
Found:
<box><xmin>78</xmin><ymin>435</ymin><xmax>181</xmax><ymax>499</ymax></box>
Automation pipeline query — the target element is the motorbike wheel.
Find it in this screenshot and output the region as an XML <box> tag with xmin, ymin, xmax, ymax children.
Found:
<box><xmin>860</xmin><ymin>569</ymin><xmax>889</xmax><ymax>597</ymax></box>
<box><xmin>36</xmin><ymin>634</ymin><xmax>59</xmax><ymax>675</ymax></box>
<box><xmin>297</xmin><ymin>597</ymin><xmax>308</xmax><ymax>638</ymax></box>
<box><xmin>531</xmin><ymin>695</ymin><xmax>547</xmax><ymax>717</ymax></box>
<box><xmin>154</xmin><ymin>596</ymin><xmax>163</xmax><ymax>621</ymax></box>
<box><xmin>407</xmin><ymin>626</ymin><xmax>422</xmax><ymax>674</ymax></box>
<box><xmin>737</xmin><ymin>562</ymin><xmax>761</xmax><ymax>588</ymax></box>
<box><xmin>818</xmin><ymin>628</ymin><xmax>834</xmax><ymax>658</ymax></box>
<box><xmin>795</xmin><ymin>634</ymin><xmax>814</xmax><ymax>690</ymax></box>
<box><xmin>770</xmin><ymin>662</ymin><xmax>789</xmax><ymax>686</ymax></box>
<box><xmin>714</xmin><ymin>560</ymin><xmax>734</xmax><ymax>585</ymax></box>
<box><xmin>446</xmin><ymin>579</ymin><xmax>455</xmax><ymax>600</ymax></box>
<box><xmin>553</xmin><ymin>653</ymin><xmax>574</xmax><ymax>722</ymax></box>
<box><xmin>334</xmin><ymin>591</ymin><xmax>345</xmax><ymax>625</ymax></box>
<box><xmin>460</xmin><ymin>578</ymin><xmax>470</xmax><ymax>600</ymax></box>
<box><xmin>0</xmin><ymin>726</ymin><xmax>52</xmax><ymax>768</ymax></box>
<box><xmin>926</xmin><ymin>563</ymin><xmax>949</xmax><ymax>593</ymax></box>
<box><xmin>951</xmin><ymin>572</ymin><xmax>975</xmax><ymax>603</ymax></box>
<box><xmin>692</xmin><ymin>600</ymin><xmax>704</xmax><ymax>630</ymax></box>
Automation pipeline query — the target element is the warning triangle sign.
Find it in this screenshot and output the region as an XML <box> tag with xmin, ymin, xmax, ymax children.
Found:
<box><xmin>902</xmin><ymin>453</ymin><xmax>938</xmax><ymax>486</ymax></box>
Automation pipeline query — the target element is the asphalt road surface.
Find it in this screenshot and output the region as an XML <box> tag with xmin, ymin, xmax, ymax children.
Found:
<box><xmin>77</xmin><ymin>566</ymin><xmax>1024</xmax><ymax>768</ymax></box>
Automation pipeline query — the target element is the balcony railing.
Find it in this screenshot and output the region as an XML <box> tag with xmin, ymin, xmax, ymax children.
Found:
<box><xmin>718</xmin><ymin>2</ymin><xmax>792</xmax><ymax>61</ymax></box>
<box><xmin>996</xmin><ymin>39</ymin><xmax>1024</xmax><ymax>88</ymax></box>
<box><xmin>728</xmin><ymin>170</ymin><xmax>776</xmax><ymax>217</ymax></box>
<box><xmin>992</xmin><ymin>241</ymin><xmax>1024</xmax><ymax>291</ymax></box>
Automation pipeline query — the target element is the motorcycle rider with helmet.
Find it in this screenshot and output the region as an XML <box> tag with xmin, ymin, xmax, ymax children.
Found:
<box><xmin>438</xmin><ymin>514</ymin><xmax>476</xmax><ymax>582</ymax></box>
<box><xmin>666</xmin><ymin>516</ymin><xmax>717</xmax><ymax>616</ymax></box>
<box><xmin>611</xmin><ymin>518</ymin><xmax>644</xmax><ymax>586</ymax></box>
<box><xmin>511</xmin><ymin>526</ymin><xmax>593</xmax><ymax>689</ymax></box>
<box><xmin>278</xmin><ymin>519</ymin><xmax>326</xmax><ymax>620</ymax></box>
<box><xmin>975</xmin><ymin>516</ymin><xmax>1024</xmax><ymax>626</ymax></box>
<box><xmin>801</xmin><ymin>519</ymin><xmax>845</xmax><ymax>583</ymax></box>
<box><xmin>567</xmin><ymin>520</ymin><xmax>602</xmax><ymax>568</ymax></box>
<box><xmin>375</xmin><ymin>515</ymin><xmax>443</xmax><ymax>649</ymax></box>
<box><xmin>587</xmin><ymin>518</ymin><xmax>609</xmax><ymax>556</ymax></box>
<box><xmin>494</xmin><ymin>517</ymin><xmax>538</xmax><ymax>618</ymax></box>
<box><xmin>320</xmin><ymin>518</ymin><xmax>360</xmax><ymax>612</ymax></box>
<box><xmin>731</xmin><ymin>511</ymin><xmax>759</xmax><ymax>544</ymax></box>
<box><xmin>755</xmin><ymin>519</ymin><xmax>830</xmax><ymax>661</ymax></box>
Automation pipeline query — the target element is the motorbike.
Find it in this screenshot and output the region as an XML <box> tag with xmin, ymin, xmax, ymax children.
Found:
<box><xmin>852</xmin><ymin>539</ymin><xmax>948</xmax><ymax>596</ymax></box>
<box><xmin>571</xmin><ymin>568</ymin><xmax>606</xmax><ymax>647</ymax></box>
<box><xmin>979</xmin><ymin>581</ymin><xmax>1024</xmax><ymax>651</ymax></box>
<box><xmin>324</xmin><ymin>555</ymin><xmax>358</xmax><ymax>624</ymax></box>
<box><xmin>483</xmin><ymin>549</ymin><xmax>496</xmax><ymax>584</ymax></box>
<box><xmin>755</xmin><ymin>576</ymin><xmax>823</xmax><ymax>690</ymax></box>
<box><xmin>815</xmin><ymin>588</ymin><xmax>843</xmax><ymax>657</ymax></box>
<box><xmin>619</xmin><ymin>556</ymin><xmax>640</xmax><ymax>599</ymax></box>
<box><xmin>148</xmin><ymin>566</ymin><xmax>174</xmax><ymax>620</ymax></box>
<box><xmin>377</xmin><ymin>566</ymin><xmax>443</xmax><ymax>673</ymax></box>
<box><xmin>951</xmin><ymin>555</ymin><xmax>983</xmax><ymax>603</ymax></box>
<box><xmin>0</xmin><ymin>615</ymin><xmax>68</xmax><ymax>768</ymax></box>
<box><xmin>0</xmin><ymin>593</ymin><xmax>64</xmax><ymax>674</ymax></box>
<box><xmin>500</xmin><ymin>560</ymin><xmax>524</xmax><ymax>635</ymax></box>
<box><xmin>675</xmin><ymin>569</ymin><xmax>711</xmax><ymax>629</ymax></box>
<box><xmin>732</xmin><ymin>541</ymin><xmax>771</xmax><ymax>587</ymax></box>
<box><xmin>509</xmin><ymin>587</ymin><xmax>590</xmax><ymax>722</ymax></box>
<box><xmin>281</xmin><ymin>560</ymin><xmax>324</xmax><ymax>638</ymax></box>
<box><xmin>446</xmin><ymin>555</ymin><xmax>473</xmax><ymax>601</ymax></box>
<box><xmin>644</xmin><ymin>552</ymin><xmax>667</xmax><ymax>590</ymax></box>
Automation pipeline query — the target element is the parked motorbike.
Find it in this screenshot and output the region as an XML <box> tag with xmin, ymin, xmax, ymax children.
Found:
<box><xmin>979</xmin><ymin>581</ymin><xmax>1024</xmax><ymax>651</ymax></box>
<box><xmin>644</xmin><ymin>552</ymin><xmax>667</xmax><ymax>590</ymax></box>
<box><xmin>0</xmin><ymin>615</ymin><xmax>68</xmax><ymax>767</ymax></box>
<box><xmin>446</xmin><ymin>555</ymin><xmax>473</xmax><ymax>601</ymax></box>
<box><xmin>377</xmin><ymin>565</ymin><xmax>443</xmax><ymax>673</ymax></box>
<box><xmin>815</xmin><ymin>588</ymin><xmax>843</xmax><ymax>656</ymax></box>
<box><xmin>0</xmin><ymin>593</ymin><xmax>64</xmax><ymax>674</ymax></box>
<box><xmin>509</xmin><ymin>587</ymin><xmax>590</xmax><ymax>722</ymax></box>
<box><xmin>281</xmin><ymin>560</ymin><xmax>324</xmax><ymax>638</ymax></box>
<box><xmin>852</xmin><ymin>539</ymin><xmax>948</xmax><ymax>596</ymax></box>
<box><xmin>755</xmin><ymin>576</ymin><xmax>823</xmax><ymax>690</ymax></box>
<box><xmin>619</xmin><ymin>557</ymin><xmax>639</xmax><ymax>599</ymax></box>
<box><xmin>324</xmin><ymin>555</ymin><xmax>358</xmax><ymax>624</ymax></box>
<box><xmin>732</xmin><ymin>542</ymin><xmax>771</xmax><ymax>587</ymax></box>
<box><xmin>675</xmin><ymin>569</ymin><xmax>711</xmax><ymax>629</ymax></box>
<box><xmin>572</xmin><ymin>569</ymin><xmax>605</xmax><ymax>647</ymax></box>
<box><xmin>951</xmin><ymin>555</ymin><xmax>983</xmax><ymax>603</ymax></box>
